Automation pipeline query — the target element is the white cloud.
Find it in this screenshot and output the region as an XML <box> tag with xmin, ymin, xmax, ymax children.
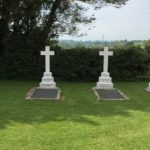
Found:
<box><xmin>59</xmin><ymin>0</ymin><xmax>150</xmax><ymax>41</ymax></box>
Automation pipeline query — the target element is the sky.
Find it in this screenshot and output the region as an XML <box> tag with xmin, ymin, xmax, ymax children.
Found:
<box><xmin>59</xmin><ymin>0</ymin><xmax>150</xmax><ymax>41</ymax></box>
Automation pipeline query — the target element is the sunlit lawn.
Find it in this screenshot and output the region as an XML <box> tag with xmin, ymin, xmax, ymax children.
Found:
<box><xmin>0</xmin><ymin>80</ymin><xmax>150</xmax><ymax>150</ymax></box>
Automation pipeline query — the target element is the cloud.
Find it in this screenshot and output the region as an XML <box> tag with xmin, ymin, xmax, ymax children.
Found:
<box><xmin>59</xmin><ymin>0</ymin><xmax>150</xmax><ymax>41</ymax></box>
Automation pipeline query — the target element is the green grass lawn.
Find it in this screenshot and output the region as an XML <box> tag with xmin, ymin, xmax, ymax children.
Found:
<box><xmin>0</xmin><ymin>81</ymin><xmax>150</xmax><ymax>150</ymax></box>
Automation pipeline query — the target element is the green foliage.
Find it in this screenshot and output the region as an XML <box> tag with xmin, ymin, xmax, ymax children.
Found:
<box><xmin>144</xmin><ymin>40</ymin><xmax>150</xmax><ymax>54</ymax></box>
<box><xmin>58</xmin><ymin>40</ymin><xmax>145</xmax><ymax>49</ymax></box>
<box><xmin>111</xmin><ymin>47</ymin><xmax>150</xmax><ymax>80</ymax></box>
<box><xmin>0</xmin><ymin>0</ymin><xmax>129</xmax><ymax>81</ymax></box>
<box><xmin>0</xmin><ymin>0</ymin><xmax>128</xmax><ymax>54</ymax></box>
<box><xmin>53</xmin><ymin>48</ymin><xmax>102</xmax><ymax>81</ymax></box>
<box><xmin>0</xmin><ymin>46</ymin><xmax>149</xmax><ymax>81</ymax></box>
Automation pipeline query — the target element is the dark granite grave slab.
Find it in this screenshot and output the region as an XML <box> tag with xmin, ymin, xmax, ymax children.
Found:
<box><xmin>93</xmin><ymin>88</ymin><xmax>128</xmax><ymax>100</ymax></box>
<box><xmin>26</xmin><ymin>87</ymin><xmax>61</xmax><ymax>100</ymax></box>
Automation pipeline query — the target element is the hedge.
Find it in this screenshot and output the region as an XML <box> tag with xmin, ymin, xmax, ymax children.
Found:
<box><xmin>0</xmin><ymin>46</ymin><xmax>149</xmax><ymax>81</ymax></box>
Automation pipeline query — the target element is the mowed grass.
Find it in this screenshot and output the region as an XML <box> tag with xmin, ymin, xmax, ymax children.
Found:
<box><xmin>0</xmin><ymin>81</ymin><xmax>150</xmax><ymax>150</ymax></box>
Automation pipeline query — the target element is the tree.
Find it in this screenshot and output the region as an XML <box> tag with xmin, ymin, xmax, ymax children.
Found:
<box><xmin>41</xmin><ymin>0</ymin><xmax>128</xmax><ymax>42</ymax></box>
<box><xmin>0</xmin><ymin>0</ymin><xmax>128</xmax><ymax>50</ymax></box>
<box><xmin>144</xmin><ymin>40</ymin><xmax>150</xmax><ymax>54</ymax></box>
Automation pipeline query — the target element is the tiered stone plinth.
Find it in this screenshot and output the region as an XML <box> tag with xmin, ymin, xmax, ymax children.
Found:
<box><xmin>96</xmin><ymin>72</ymin><xmax>113</xmax><ymax>89</ymax></box>
<box><xmin>146</xmin><ymin>82</ymin><xmax>150</xmax><ymax>92</ymax></box>
<box><xmin>39</xmin><ymin>72</ymin><xmax>56</xmax><ymax>88</ymax></box>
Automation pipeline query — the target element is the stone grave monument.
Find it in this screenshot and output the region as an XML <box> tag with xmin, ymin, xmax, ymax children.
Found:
<box><xmin>93</xmin><ymin>47</ymin><xmax>128</xmax><ymax>100</ymax></box>
<box><xmin>40</xmin><ymin>46</ymin><xmax>56</xmax><ymax>88</ymax></box>
<box><xmin>96</xmin><ymin>47</ymin><xmax>113</xmax><ymax>89</ymax></box>
<box><xmin>26</xmin><ymin>46</ymin><xmax>61</xmax><ymax>100</ymax></box>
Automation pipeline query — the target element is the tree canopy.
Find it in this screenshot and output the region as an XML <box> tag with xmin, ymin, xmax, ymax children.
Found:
<box><xmin>0</xmin><ymin>0</ymin><xmax>128</xmax><ymax>51</ymax></box>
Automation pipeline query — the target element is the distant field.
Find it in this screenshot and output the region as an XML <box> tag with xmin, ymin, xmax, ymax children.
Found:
<box><xmin>58</xmin><ymin>40</ymin><xmax>144</xmax><ymax>49</ymax></box>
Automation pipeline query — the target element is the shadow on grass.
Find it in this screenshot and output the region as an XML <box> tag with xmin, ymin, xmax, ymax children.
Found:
<box><xmin>0</xmin><ymin>81</ymin><xmax>150</xmax><ymax>129</ymax></box>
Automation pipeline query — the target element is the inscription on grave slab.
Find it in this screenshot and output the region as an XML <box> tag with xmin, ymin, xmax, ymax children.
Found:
<box><xmin>93</xmin><ymin>88</ymin><xmax>128</xmax><ymax>100</ymax></box>
<box><xmin>28</xmin><ymin>88</ymin><xmax>61</xmax><ymax>100</ymax></box>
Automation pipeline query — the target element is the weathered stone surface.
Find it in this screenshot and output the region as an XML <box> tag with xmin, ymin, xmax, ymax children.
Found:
<box><xmin>96</xmin><ymin>72</ymin><xmax>113</xmax><ymax>89</ymax></box>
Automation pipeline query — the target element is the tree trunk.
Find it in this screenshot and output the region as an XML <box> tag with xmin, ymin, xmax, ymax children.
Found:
<box><xmin>42</xmin><ymin>0</ymin><xmax>62</xmax><ymax>44</ymax></box>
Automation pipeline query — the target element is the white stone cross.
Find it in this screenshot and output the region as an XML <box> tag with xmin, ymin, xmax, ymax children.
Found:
<box><xmin>99</xmin><ymin>47</ymin><xmax>113</xmax><ymax>73</ymax></box>
<box><xmin>41</xmin><ymin>46</ymin><xmax>54</xmax><ymax>73</ymax></box>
